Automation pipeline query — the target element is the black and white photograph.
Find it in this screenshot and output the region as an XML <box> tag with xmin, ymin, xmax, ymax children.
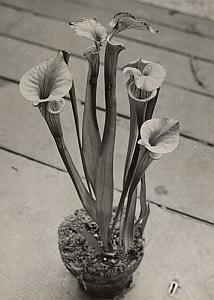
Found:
<box><xmin>0</xmin><ymin>0</ymin><xmax>214</xmax><ymax>299</ymax></box>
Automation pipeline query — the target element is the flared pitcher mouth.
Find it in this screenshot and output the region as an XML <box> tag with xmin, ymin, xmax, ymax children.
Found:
<box><xmin>127</xmin><ymin>81</ymin><xmax>157</xmax><ymax>102</ymax></box>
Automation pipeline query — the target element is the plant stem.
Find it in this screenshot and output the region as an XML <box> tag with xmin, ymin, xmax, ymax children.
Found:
<box><xmin>82</xmin><ymin>48</ymin><xmax>101</xmax><ymax>193</ymax></box>
<box><xmin>111</xmin><ymin>83</ymin><xmax>158</xmax><ymax>241</ymax></box>
<box><xmin>122</xmin><ymin>151</ymin><xmax>152</xmax><ymax>252</ymax></box>
<box><xmin>123</xmin><ymin>80</ymin><xmax>138</xmax><ymax>186</ymax></box>
<box><xmin>95</xmin><ymin>40</ymin><xmax>125</xmax><ymax>250</ymax></box>
<box><xmin>62</xmin><ymin>50</ymin><xmax>92</xmax><ymax>195</ymax></box>
<box><xmin>39</xmin><ymin>103</ymin><xmax>97</xmax><ymax>221</ymax></box>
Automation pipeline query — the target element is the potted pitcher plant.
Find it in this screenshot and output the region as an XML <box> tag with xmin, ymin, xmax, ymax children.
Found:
<box><xmin>19</xmin><ymin>12</ymin><xmax>179</xmax><ymax>298</ymax></box>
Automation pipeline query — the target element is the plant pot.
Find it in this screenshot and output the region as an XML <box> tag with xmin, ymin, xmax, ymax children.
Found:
<box><xmin>58</xmin><ymin>209</ymin><xmax>144</xmax><ymax>299</ymax></box>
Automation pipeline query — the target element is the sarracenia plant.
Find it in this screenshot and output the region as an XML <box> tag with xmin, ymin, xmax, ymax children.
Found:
<box><xmin>19</xmin><ymin>13</ymin><xmax>179</xmax><ymax>256</ymax></box>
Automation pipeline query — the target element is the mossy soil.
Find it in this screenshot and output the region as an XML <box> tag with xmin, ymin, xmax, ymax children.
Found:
<box><xmin>58</xmin><ymin>208</ymin><xmax>144</xmax><ymax>279</ymax></box>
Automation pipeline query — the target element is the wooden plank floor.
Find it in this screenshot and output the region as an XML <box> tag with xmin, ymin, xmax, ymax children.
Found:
<box><xmin>136</xmin><ymin>0</ymin><xmax>214</xmax><ymax>21</ymax></box>
<box><xmin>0</xmin><ymin>36</ymin><xmax>214</xmax><ymax>145</ymax></box>
<box><xmin>1</xmin><ymin>150</ymin><xmax>214</xmax><ymax>300</ymax></box>
<box><xmin>1</xmin><ymin>82</ymin><xmax>214</xmax><ymax>223</ymax></box>
<box><xmin>0</xmin><ymin>1</ymin><xmax>214</xmax><ymax>299</ymax></box>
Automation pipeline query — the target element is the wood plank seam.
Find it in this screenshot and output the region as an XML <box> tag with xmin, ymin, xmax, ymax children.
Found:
<box><xmin>1</xmin><ymin>82</ymin><xmax>214</xmax><ymax>223</ymax></box>
<box><xmin>0</xmin><ymin>145</ymin><xmax>66</xmax><ymax>173</ymax></box>
<box><xmin>1</xmin><ymin>145</ymin><xmax>214</xmax><ymax>228</ymax></box>
<box><xmin>68</xmin><ymin>0</ymin><xmax>214</xmax><ymax>38</ymax></box>
<box><xmin>1</xmin><ymin>5</ymin><xmax>214</xmax><ymax>97</ymax></box>
<box><xmin>1</xmin><ymin>32</ymin><xmax>214</xmax><ymax>100</ymax></box>
<box><xmin>148</xmin><ymin>200</ymin><xmax>214</xmax><ymax>227</ymax></box>
<box><xmin>0</xmin><ymin>2</ymin><xmax>213</xmax><ymax>64</ymax></box>
<box><xmin>1</xmin><ymin>75</ymin><xmax>213</xmax><ymax>147</ymax></box>
<box><xmin>1</xmin><ymin>0</ymin><xmax>214</xmax><ymax>40</ymax></box>
<box><xmin>119</xmin><ymin>33</ymin><xmax>214</xmax><ymax>64</ymax></box>
<box><xmin>132</xmin><ymin>0</ymin><xmax>214</xmax><ymax>22</ymax></box>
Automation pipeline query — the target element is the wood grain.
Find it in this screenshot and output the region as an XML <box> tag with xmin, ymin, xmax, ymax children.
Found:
<box><xmin>0</xmin><ymin>83</ymin><xmax>214</xmax><ymax>223</ymax></box>
<box><xmin>0</xmin><ymin>149</ymin><xmax>214</xmax><ymax>300</ymax></box>
<box><xmin>0</xmin><ymin>35</ymin><xmax>214</xmax><ymax>144</ymax></box>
